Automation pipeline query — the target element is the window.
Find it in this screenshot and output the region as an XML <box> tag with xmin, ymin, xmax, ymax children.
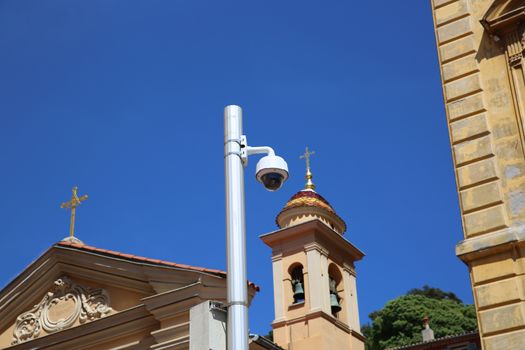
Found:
<box><xmin>289</xmin><ymin>264</ymin><xmax>305</xmax><ymax>304</ymax></box>
<box><xmin>328</xmin><ymin>264</ymin><xmax>342</xmax><ymax>316</ymax></box>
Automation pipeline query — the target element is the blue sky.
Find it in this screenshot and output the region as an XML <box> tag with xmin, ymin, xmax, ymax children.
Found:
<box><xmin>0</xmin><ymin>0</ymin><xmax>470</xmax><ymax>335</ymax></box>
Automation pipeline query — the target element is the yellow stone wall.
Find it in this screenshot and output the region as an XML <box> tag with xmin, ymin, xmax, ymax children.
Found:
<box><xmin>430</xmin><ymin>0</ymin><xmax>525</xmax><ymax>349</ymax></box>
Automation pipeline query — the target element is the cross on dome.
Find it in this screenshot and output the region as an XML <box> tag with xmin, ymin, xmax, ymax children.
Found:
<box><xmin>276</xmin><ymin>147</ymin><xmax>347</xmax><ymax>234</ymax></box>
<box><xmin>299</xmin><ymin>146</ymin><xmax>316</xmax><ymax>190</ymax></box>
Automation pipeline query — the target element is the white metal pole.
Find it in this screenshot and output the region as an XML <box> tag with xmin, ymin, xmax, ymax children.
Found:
<box><xmin>224</xmin><ymin>105</ymin><xmax>249</xmax><ymax>350</ymax></box>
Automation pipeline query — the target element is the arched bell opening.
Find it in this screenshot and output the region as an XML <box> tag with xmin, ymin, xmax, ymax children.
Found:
<box><xmin>288</xmin><ymin>263</ymin><xmax>305</xmax><ymax>304</ymax></box>
<box><xmin>328</xmin><ymin>264</ymin><xmax>343</xmax><ymax>317</ymax></box>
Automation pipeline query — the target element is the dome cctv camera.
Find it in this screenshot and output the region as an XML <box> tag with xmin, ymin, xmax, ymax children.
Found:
<box><xmin>255</xmin><ymin>155</ymin><xmax>289</xmax><ymax>191</ymax></box>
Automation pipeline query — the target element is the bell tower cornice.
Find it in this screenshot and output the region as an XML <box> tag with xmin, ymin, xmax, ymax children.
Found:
<box><xmin>261</xmin><ymin>220</ymin><xmax>364</xmax><ymax>263</ymax></box>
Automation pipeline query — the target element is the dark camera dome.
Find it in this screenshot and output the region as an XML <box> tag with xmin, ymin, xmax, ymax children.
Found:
<box><xmin>261</xmin><ymin>173</ymin><xmax>284</xmax><ymax>191</ymax></box>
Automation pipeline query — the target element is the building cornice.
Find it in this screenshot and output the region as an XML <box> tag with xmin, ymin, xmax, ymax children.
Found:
<box><xmin>259</xmin><ymin>220</ymin><xmax>364</xmax><ymax>262</ymax></box>
<box><xmin>272</xmin><ymin>309</ymin><xmax>351</xmax><ymax>334</ymax></box>
<box><xmin>481</xmin><ymin>0</ymin><xmax>525</xmax><ymax>35</ymax></box>
<box><xmin>456</xmin><ymin>224</ymin><xmax>525</xmax><ymax>262</ymax></box>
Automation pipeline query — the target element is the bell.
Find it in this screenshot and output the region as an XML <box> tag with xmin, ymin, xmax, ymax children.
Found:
<box><xmin>293</xmin><ymin>281</ymin><xmax>305</xmax><ymax>302</ymax></box>
<box><xmin>330</xmin><ymin>293</ymin><xmax>341</xmax><ymax>313</ymax></box>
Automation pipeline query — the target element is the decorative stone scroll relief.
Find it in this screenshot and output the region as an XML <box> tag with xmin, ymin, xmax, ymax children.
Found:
<box><xmin>12</xmin><ymin>276</ymin><xmax>112</xmax><ymax>345</ymax></box>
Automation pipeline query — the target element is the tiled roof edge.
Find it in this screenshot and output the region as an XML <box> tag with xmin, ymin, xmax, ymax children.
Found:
<box><xmin>387</xmin><ymin>331</ymin><xmax>480</xmax><ymax>350</ymax></box>
<box><xmin>55</xmin><ymin>241</ymin><xmax>260</xmax><ymax>292</ymax></box>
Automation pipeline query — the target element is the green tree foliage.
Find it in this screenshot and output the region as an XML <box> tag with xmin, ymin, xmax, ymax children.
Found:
<box><xmin>407</xmin><ymin>285</ymin><xmax>462</xmax><ymax>304</ymax></box>
<box><xmin>362</xmin><ymin>286</ymin><xmax>477</xmax><ymax>350</ymax></box>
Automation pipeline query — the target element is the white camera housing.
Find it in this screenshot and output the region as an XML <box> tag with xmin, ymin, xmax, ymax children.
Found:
<box><xmin>241</xmin><ymin>137</ymin><xmax>289</xmax><ymax>192</ymax></box>
<box><xmin>255</xmin><ymin>155</ymin><xmax>289</xmax><ymax>191</ymax></box>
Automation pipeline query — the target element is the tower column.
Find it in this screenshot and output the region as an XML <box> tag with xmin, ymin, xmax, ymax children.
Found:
<box><xmin>343</xmin><ymin>265</ymin><xmax>360</xmax><ymax>332</ymax></box>
<box><xmin>272</xmin><ymin>254</ymin><xmax>286</xmax><ymax>323</ymax></box>
<box><xmin>306</xmin><ymin>244</ymin><xmax>330</xmax><ymax>315</ymax></box>
<box><xmin>320</xmin><ymin>250</ymin><xmax>331</xmax><ymax>313</ymax></box>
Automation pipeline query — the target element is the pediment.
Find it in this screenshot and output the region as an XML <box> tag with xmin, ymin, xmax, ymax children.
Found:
<box><xmin>0</xmin><ymin>246</ymin><xmax>155</xmax><ymax>348</ymax></box>
<box><xmin>1</xmin><ymin>275</ymin><xmax>115</xmax><ymax>346</ymax></box>
<box><xmin>482</xmin><ymin>0</ymin><xmax>525</xmax><ymax>35</ymax></box>
<box><xmin>0</xmin><ymin>241</ymin><xmax>242</xmax><ymax>349</ymax></box>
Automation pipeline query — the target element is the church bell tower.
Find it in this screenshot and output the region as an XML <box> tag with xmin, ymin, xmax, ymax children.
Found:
<box><xmin>260</xmin><ymin>148</ymin><xmax>365</xmax><ymax>350</ymax></box>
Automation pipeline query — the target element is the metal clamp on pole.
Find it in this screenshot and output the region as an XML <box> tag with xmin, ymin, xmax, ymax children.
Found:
<box><xmin>228</xmin><ymin>301</ymin><xmax>249</xmax><ymax>307</ymax></box>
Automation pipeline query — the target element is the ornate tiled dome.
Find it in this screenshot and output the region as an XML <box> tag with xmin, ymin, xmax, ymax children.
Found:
<box><xmin>276</xmin><ymin>189</ymin><xmax>347</xmax><ymax>234</ymax></box>
<box><xmin>276</xmin><ymin>148</ymin><xmax>347</xmax><ymax>234</ymax></box>
<box><xmin>282</xmin><ymin>189</ymin><xmax>336</xmax><ymax>214</ymax></box>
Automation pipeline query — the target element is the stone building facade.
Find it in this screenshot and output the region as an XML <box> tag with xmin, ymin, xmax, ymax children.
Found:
<box><xmin>430</xmin><ymin>0</ymin><xmax>525</xmax><ymax>349</ymax></box>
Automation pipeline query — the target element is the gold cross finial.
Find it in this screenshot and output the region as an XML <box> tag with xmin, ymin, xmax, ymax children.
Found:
<box><xmin>300</xmin><ymin>146</ymin><xmax>316</xmax><ymax>190</ymax></box>
<box><xmin>60</xmin><ymin>186</ymin><xmax>88</xmax><ymax>238</ymax></box>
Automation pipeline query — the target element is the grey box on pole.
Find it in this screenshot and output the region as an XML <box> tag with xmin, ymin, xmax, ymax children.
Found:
<box><xmin>190</xmin><ymin>301</ymin><xmax>227</xmax><ymax>350</ymax></box>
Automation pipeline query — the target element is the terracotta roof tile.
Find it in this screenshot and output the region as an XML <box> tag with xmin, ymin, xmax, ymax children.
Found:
<box><xmin>56</xmin><ymin>241</ymin><xmax>260</xmax><ymax>291</ymax></box>
<box><xmin>387</xmin><ymin>331</ymin><xmax>480</xmax><ymax>350</ymax></box>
